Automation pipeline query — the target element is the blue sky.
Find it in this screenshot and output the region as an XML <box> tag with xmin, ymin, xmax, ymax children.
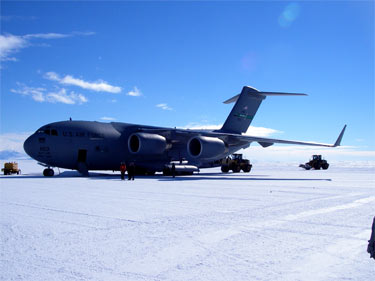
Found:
<box><xmin>1</xmin><ymin>1</ymin><xmax>374</xmax><ymax>161</ymax></box>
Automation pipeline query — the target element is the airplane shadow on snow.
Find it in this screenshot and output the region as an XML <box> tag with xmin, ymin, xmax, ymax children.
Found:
<box><xmin>0</xmin><ymin>171</ymin><xmax>331</xmax><ymax>181</ymax></box>
<box><xmin>155</xmin><ymin>172</ymin><xmax>332</xmax><ymax>182</ymax></box>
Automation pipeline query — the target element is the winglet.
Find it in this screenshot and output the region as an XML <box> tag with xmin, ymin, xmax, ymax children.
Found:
<box><xmin>333</xmin><ymin>125</ymin><xmax>347</xmax><ymax>147</ymax></box>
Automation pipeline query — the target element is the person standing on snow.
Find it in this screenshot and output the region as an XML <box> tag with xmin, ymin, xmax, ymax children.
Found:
<box><xmin>172</xmin><ymin>163</ymin><xmax>176</xmax><ymax>178</ymax></box>
<box><xmin>120</xmin><ymin>162</ymin><xmax>126</xmax><ymax>180</ymax></box>
<box><xmin>368</xmin><ymin>216</ymin><xmax>375</xmax><ymax>260</ymax></box>
<box><xmin>128</xmin><ymin>162</ymin><xmax>135</xmax><ymax>181</ymax></box>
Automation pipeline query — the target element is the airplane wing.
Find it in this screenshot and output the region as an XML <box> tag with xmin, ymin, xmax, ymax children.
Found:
<box><xmin>139</xmin><ymin>125</ymin><xmax>347</xmax><ymax>148</ymax></box>
<box><xmin>138</xmin><ymin>86</ymin><xmax>346</xmax><ymax>150</ymax></box>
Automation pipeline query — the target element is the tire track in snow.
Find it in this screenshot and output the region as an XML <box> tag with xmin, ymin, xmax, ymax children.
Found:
<box><xmin>282</xmin><ymin>196</ymin><xmax>375</xmax><ymax>222</ymax></box>
<box><xmin>198</xmin><ymin>196</ymin><xmax>375</xmax><ymax>245</ymax></box>
<box><xmin>5</xmin><ymin>211</ymin><xmax>108</xmax><ymax>230</ymax></box>
<box><xmin>282</xmin><ymin>229</ymin><xmax>372</xmax><ymax>281</ymax></box>
<box><xmin>131</xmin><ymin>196</ymin><xmax>375</xmax><ymax>274</ymax></box>
<box><xmin>0</xmin><ymin>258</ymin><xmax>156</xmax><ymax>281</ymax></box>
<box><xmin>0</xmin><ymin>201</ymin><xmax>148</xmax><ymax>224</ymax></box>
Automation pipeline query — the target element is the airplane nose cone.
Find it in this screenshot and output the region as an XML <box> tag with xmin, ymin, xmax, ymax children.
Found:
<box><xmin>24</xmin><ymin>135</ymin><xmax>36</xmax><ymax>159</ymax></box>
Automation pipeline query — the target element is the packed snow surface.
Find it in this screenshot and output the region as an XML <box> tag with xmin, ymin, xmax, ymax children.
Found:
<box><xmin>1</xmin><ymin>160</ymin><xmax>374</xmax><ymax>280</ymax></box>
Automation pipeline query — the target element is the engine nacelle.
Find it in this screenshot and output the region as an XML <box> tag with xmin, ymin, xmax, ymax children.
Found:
<box><xmin>187</xmin><ymin>136</ymin><xmax>227</xmax><ymax>160</ymax></box>
<box><xmin>128</xmin><ymin>133</ymin><xmax>167</xmax><ymax>155</ymax></box>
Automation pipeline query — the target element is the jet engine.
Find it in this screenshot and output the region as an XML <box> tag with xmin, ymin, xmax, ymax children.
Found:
<box><xmin>187</xmin><ymin>136</ymin><xmax>227</xmax><ymax>160</ymax></box>
<box><xmin>128</xmin><ymin>133</ymin><xmax>167</xmax><ymax>155</ymax></box>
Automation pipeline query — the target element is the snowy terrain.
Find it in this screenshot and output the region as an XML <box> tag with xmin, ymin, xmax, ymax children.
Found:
<box><xmin>1</xmin><ymin>160</ymin><xmax>374</xmax><ymax>281</ymax></box>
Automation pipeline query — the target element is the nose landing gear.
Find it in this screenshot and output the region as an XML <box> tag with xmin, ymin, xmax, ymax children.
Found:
<box><xmin>43</xmin><ymin>168</ymin><xmax>54</xmax><ymax>177</ymax></box>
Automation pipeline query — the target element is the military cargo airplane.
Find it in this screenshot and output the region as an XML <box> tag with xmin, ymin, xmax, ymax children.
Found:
<box><xmin>24</xmin><ymin>86</ymin><xmax>346</xmax><ymax>176</ymax></box>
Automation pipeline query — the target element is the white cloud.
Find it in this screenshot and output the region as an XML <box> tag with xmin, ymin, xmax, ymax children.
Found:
<box><xmin>45</xmin><ymin>71</ymin><xmax>121</xmax><ymax>93</ymax></box>
<box><xmin>100</xmin><ymin>117</ymin><xmax>116</xmax><ymax>121</ymax></box>
<box><xmin>23</xmin><ymin>33</ymin><xmax>71</xmax><ymax>39</ymax></box>
<box><xmin>156</xmin><ymin>103</ymin><xmax>173</xmax><ymax>111</ymax></box>
<box><xmin>72</xmin><ymin>31</ymin><xmax>96</xmax><ymax>37</ymax></box>
<box><xmin>44</xmin><ymin>71</ymin><xmax>59</xmax><ymax>81</ymax></box>
<box><xmin>11</xmin><ymin>85</ymin><xmax>46</xmax><ymax>102</ymax></box>
<box><xmin>182</xmin><ymin>123</ymin><xmax>222</xmax><ymax>131</ymax></box>
<box><xmin>181</xmin><ymin>123</ymin><xmax>280</xmax><ymax>138</ymax></box>
<box><xmin>0</xmin><ymin>34</ymin><xmax>27</xmax><ymax>61</ymax></box>
<box><xmin>127</xmin><ymin>86</ymin><xmax>142</xmax><ymax>97</ymax></box>
<box><xmin>11</xmin><ymin>84</ymin><xmax>87</xmax><ymax>105</ymax></box>
<box><xmin>0</xmin><ymin>31</ymin><xmax>95</xmax><ymax>61</ymax></box>
<box><xmin>46</xmin><ymin>89</ymin><xmax>88</xmax><ymax>104</ymax></box>
<box><xmin>244</xmin><ymin>126</ymin><xmax>281</xmax><ymax>137</ymax></box>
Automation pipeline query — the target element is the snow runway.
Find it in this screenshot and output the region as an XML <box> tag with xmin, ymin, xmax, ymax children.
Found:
<box><xmin>1</xmin><ymin>161</ymin><xmax>374</xmax><ymax>280</ymax></box>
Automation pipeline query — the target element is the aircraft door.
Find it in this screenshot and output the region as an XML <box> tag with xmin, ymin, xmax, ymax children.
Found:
<box><xmin>77</xmin><ymin>149</ymin><xmax>88</xmax><ymax>175</ymax></box>
<box><xmin>78</xmin><ymin>149</ymin><xmax>87</xmax><ymax>163</ymax></box>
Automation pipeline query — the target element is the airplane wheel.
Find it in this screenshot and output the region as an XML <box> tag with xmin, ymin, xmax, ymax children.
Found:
<box><xmin>43</xmin><ymin>168</ymin><xmax>54</xmax><ymax>177</ymax></box>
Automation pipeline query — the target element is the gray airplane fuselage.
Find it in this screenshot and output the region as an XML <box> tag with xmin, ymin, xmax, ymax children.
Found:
<box><xmin>23</xmin><ymin>120</ymin><xmax>244</xmax><ymax>172</ymax></box>
<box><xmin>23</xmin><ymin>86</ymin><xmax>346</xmax><ymax>175</ymax></box>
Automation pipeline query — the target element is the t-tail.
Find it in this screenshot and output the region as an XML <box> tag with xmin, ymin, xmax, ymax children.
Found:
<box><xmin>218</xmin><ymin>86</ymin><xmax>307</xmax><ymax>134</ymax></box>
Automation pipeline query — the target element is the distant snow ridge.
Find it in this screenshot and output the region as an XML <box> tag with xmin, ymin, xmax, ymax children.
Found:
<box><xmin>0</xmin><ymin>150</ymin><xmax>28</xmax><ymax>160</ymax></box>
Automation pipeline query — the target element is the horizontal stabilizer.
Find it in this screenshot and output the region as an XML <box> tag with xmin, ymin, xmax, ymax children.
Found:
<box><xmin>259</xmin><ymin>92</ymin><xmax>307</xmax><ymax>96</ymax></box>
<box><xmin>223</xmin><ymin>87</ymin><xmax>307</xmax><ymax>104</ymax></box>
<box><xmin>223</xmin><ymin>94</ymin><xmax>241</xmax><ymax>104</ymax></box>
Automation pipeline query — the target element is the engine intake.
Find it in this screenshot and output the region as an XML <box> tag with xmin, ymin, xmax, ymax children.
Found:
<box><xmin>128</xmin><ymin>133</ymin><xmax>167</xmax><ymax>155</ymax></box>
<box><xmin>187</xmin><ymin>136</ymin><xmax>226</xmax><ymax>160</ymax></box>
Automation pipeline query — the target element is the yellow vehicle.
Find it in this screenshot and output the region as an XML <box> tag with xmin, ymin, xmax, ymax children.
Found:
<box><xmin>2</xmin><ymin>162</ymin><xmax>21</xmax><ymax>175</ymax></box>
<box><xmin>221</xmin><ymin>154</ymin><xmax>252</xmax><ymax>173</ymax></box>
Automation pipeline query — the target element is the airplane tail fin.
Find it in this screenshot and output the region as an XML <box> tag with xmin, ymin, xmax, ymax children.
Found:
<box><xmin>219</xmin><ymin>86</ymin><xmax>306</xmax><ymax>134</ymax></box>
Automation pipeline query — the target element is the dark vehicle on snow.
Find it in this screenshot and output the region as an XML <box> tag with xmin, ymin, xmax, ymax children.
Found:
<box><xmin>300</xmin><ymin>155</ymin><xmax>329</xmax><ymax>170</ymax></box>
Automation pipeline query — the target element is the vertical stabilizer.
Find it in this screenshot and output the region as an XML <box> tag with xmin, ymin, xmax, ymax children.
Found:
<box><xmin>219</xmin><ymin>86</ymin><xmax>307</xmax><ymax>134</ymax></box>
<box><xmin>219</xmin><ymin>86</ymin><xmax>265</xmax><ymax>134</ymax></box>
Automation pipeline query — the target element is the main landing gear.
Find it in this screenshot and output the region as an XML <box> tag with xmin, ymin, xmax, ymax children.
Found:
<box><xmin>43</xmin><ymin>168</ymin><xmax>54</xmax><ymax>177</ymax></box>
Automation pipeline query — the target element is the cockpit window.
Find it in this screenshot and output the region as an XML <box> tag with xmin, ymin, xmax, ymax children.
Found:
<box><xmin>36</xmin><ymin>126</ymin><xmax>56</xmax><ymax>136</ymax></box>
